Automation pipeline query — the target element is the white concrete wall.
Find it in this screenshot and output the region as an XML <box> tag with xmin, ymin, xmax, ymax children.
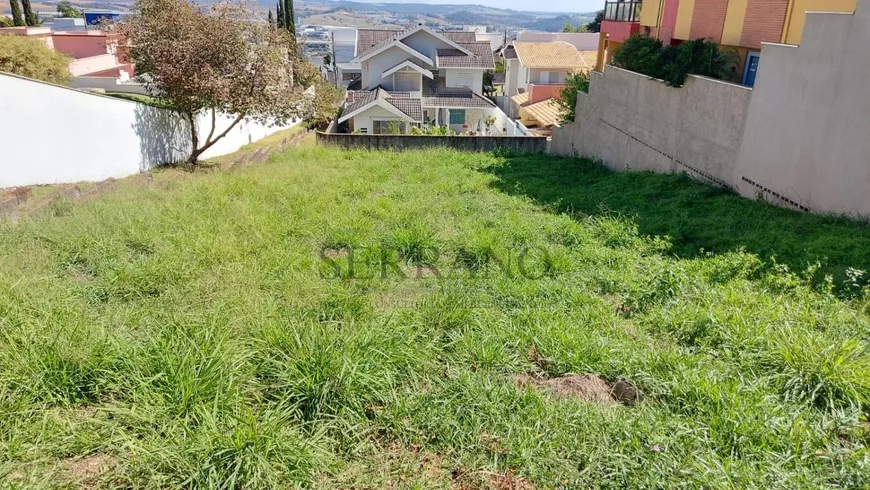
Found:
<box><xmin>444</xmin><ymin>69</ymin><xmax>484</xmax><ymax>94</ymax></box>
<box><xmin>550</xmin><ymin>67</ymin><xmax>751</xmax><ymax>189</ymax></box>
<box><xmin>733</xmin><ymin>5</ymin><xmax>870</xmax><ymax>216</ymax></box>
<box><xmin>0</xmin><ymin>73</ymin><xmax>297</xmax><ymax>188</ymax></box>
<box><xmin>517</xmin><ymin>32</ymin><xmax>600</xmax><ymax>51</ymax></box>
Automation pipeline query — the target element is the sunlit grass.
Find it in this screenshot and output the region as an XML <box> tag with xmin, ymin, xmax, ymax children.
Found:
<box><xmin>0</xmin><ymin>146</ymin><xmax>868</xmax><ymax>488</ymax></box>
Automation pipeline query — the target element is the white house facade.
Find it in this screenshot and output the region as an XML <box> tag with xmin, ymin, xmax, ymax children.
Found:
<box><xmin>336</xmin><ymin>26</ymin><xmax>525</xmax><ymax>136</ymax></box>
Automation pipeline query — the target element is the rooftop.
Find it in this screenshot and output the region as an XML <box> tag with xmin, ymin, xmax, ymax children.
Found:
<box><xmin>513</xmin><ymin>41</ymin><xmax>590</xmax><ymax>69</ymax></box>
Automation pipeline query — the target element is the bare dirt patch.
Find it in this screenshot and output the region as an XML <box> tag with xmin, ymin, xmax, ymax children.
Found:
<box><xmin>60</xmin><ymin>453</ymin><xmax>118</xmax><ymax>483</ymax></box>
<box><xmin>515</xmin><ymin>374</ymin><xmax>619</xmax><ymax>405</ymax></box>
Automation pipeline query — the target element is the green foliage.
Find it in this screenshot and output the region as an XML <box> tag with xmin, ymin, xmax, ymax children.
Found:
<box><xmin>587</xmin><ymin>10</ymin><xmax>604</xmax><ymax>33</ymax></box>
<box><xmin>0</xmin><ymin>16</ymin><xmax>15</xmax><ymax>27</ymax></box>
<box><xmin>385</xmin><ymin>121</ymin><xmax>404</xmax><ymax>135</ymax></box>
<box><xmin>57</xmin><ymin>0</ymin><xmax>83</xmax><ymax>18</ymax></box>
<box><xmin>612</xmin><ymin>34</ymin><xmax>737</xmax><ymax>87</ymax></box>
<box><xmin>563</xmin><ymin>23</ymin><xmax>590</xmax><ymax>33</ymax></box>
<box><xmin>9</xmin><ymin>0</ymin><xmax>24</xmax><ymax>26</ymax></box>
<box><xmin>19</xmin><ymin>0</ymin><xmax>38</xmax><ymax>26</ymax></box>
<box><xmin>0</xmin><ymin>34</ymin><xmax>71</xmax><ymax>84</ymax></box>
<box><xmin>0</xmin><ymin>147</ymin><xmax>869</xmax><ymax>487</ymax></box>
<box><xmin>557</xmin><ymin>71</ymin><xmax>590</xmax><ymax>123</ymax></box>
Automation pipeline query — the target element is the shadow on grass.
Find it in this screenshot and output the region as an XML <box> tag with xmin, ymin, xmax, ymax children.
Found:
<box><xmin>489</xmin><ymin>153</ymin><xmax>870</xmax><ymax>286</ymax></box>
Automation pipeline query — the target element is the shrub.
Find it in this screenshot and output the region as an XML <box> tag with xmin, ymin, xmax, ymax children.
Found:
<box><xmin>612</xmin><ymin>34</ymin><xmax>737</xmax><ymax>87</ymax></box>
<box><xmin>0</xmin><ymin>34</ymin><xmax>72</xmax><ymax>84</ymax></box>
<box><xmin>558</xmin><ymin>71</ymin><xmax>590</xmax><ymax>122</ymax></box>
<box><xmin>0</xmin><ymin>16</ymin><xmax>15</xmax><ymax>27</ymax></box>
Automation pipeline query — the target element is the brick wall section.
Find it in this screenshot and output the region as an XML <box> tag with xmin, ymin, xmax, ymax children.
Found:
<box><xmin>690</xmin><ymin>0</ymin><xmax>728</xmax><ymax>43</ymax></box>
<box><xmin>740</xmin><ymin>0</ymin><xmax>789</xmax><ymax>49</ymax></box>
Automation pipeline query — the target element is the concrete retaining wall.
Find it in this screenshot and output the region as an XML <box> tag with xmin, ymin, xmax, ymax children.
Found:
<box><xmin>0</xmin><ymin>73</ymin><xmax>296</xmax><ymax>188</ymax></box>
<box><xmin>551</xmin><ymin>67</ymin><xmax>752</xmax><ymax>189</ymax></box>
<box><xmin>552</xmin><ymin>1</ymin><xmax>870</xmax><ymax>218</ymax></box>
<box><xmin>317</xmin><ymin>132</ymin><xmax>547</xmax><ymax>153</ymax></box>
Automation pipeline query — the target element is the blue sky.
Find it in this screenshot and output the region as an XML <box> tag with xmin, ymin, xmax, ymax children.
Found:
<box><xmin>369</xmin><ymin>0</ymin><xmax>604</xmax><ymax>14</ymax></box>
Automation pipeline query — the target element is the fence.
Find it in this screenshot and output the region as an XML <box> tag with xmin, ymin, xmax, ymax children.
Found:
<box><xmin>317</xmin><ymin>132</ymin><xmax>548</xmax><ymax>153</ymax></box>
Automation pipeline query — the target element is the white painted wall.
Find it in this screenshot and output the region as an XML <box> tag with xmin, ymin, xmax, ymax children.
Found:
<box><xmin>517</xmin><ymin>32</ymin><xmax>600</xmax><ymax>51</ymax></box>
<box><xmin>476</xmin><ymin>32</ymin><xmax>505</xmax><ymax>51</ymax></box>
<box><xmin>444</xmin><ymin>69</ymin><xmax>484</xmax><ymax>94</ymax></box>
<box><xmin>352</xmin><ymin>105</ymin><xmax>409</xmax><ymax>134</ymax></box>
<box><xmin>361</xmin><ymin>45</ymin><xmax>432</xmax><ymax>90</ymax></box>
<box><xmin>0</xmin><ymin>73</ymin><xmax>298</xmax><ymax>188</ymax></box>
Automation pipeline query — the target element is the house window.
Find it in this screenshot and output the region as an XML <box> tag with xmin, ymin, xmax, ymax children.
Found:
<box><xmin>449</xmin><ymin>110</ymin><xmax>465</xmax><ymax>125</ymax></box>
<box><xmin>546</xmin><ymin>71</ymin><xmax>560</xmax><ymax>83</ymax></box>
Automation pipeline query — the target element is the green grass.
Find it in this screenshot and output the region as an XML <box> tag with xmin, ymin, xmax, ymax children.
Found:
<box><xmin>0</xmin><ymin>147</ymin><xmax>869</xmax><ymax>488</ymax></box>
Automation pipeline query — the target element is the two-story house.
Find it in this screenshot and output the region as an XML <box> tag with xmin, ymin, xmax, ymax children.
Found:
<box><xmin>337</xmin><ymin>26</ymin><xmax>505</xmax><ymax>135</ymax></box>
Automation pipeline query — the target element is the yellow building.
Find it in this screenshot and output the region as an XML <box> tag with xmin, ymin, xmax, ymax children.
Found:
<box><xmin>599</xmin><ymin>0</ymin><xmax>857</xmax><ymax>85</ymax></box>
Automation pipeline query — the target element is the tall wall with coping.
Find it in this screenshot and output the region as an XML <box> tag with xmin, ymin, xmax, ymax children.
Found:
<box><xmin>734</xmin><ymin>4</ymin><xmax>870</xmax><ymax>216</ymax></box>
<box><xmin>0</xmin><ymin>73</ymin><xmax>295</xmax><ymax>188</ymax></box>
<box><xmin>550</xmin><ymin>67</ymin><xmax>751</xmax><ymax>189</ymax></box>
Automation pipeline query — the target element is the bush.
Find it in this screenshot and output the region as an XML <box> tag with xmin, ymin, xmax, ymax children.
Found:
<box><xmin>0</xmin><ymin>16</ymin><xmax>15</xmax><ymax>27</ymax></box>
<box><xmin>558</xmin><ymin>71</ymin><xmax>590</xmax><ymax>123</ymax></box>
<box><xmin>612</xmin><ymin>34</ymin><xmax>737</xmax><ymax>87</ymax></box>
<box><xmin>0</xmin><ymin>34</ymin><xmax>72</xmax><ymax>85</ymax></box>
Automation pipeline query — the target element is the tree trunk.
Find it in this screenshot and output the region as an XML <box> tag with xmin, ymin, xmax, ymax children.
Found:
<box><xmin>10</xmin><ymin>0</ymin><xmax>24</xmax><ymax>26</ymax></box>
<box><xmin>20</xmin><ymin>0</ymin><xmax>37</xmax><ymax>26</ymax></box>
<box><xmin>186</xmin><ymin>110</ymin><xmax>245</xmax><ymax>165</ymax></box>
<box><xmin>284</xmin><ymin>0</ymin><xmax>295</xmax><ymax>37</ymax></box>
<box><xmin>186</xmin><ymin>111</ymin><xmax>200</xmax><ymax>165</ymax></box>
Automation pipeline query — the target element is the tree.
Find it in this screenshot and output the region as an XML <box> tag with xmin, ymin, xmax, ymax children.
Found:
<box><xmin>121</xmin><ymin>0</ymin><xmax>320</xmax><ymax>164</ymax></box>
<box><xmin>276</xmin><ymin>0</ymin><xmax>283</xmax><ymax>28</ymax></box>
<box><xmin>586</xmin><ymin>10</ymin><xmax>604</xmax><ymax>33</ymax></box>
<box><xmin>556</xmin><ymin>71</ymin><xmax>590</xmax><ymax>123</ymax></box>
<box><xmin>57</xmin><ymin>0</ymin><xmax>84</xmax><ymax>18</ymax></box>
<box><xmin>283</xmin><ymin>0</ymin><xmax>295</xmax><ymax>37</ymax></box>
<box><xmin>20</xmin><ymin>0</ymin><xmax>38</xmax><ymax>26</ymax></box>
<box><xmin>9</xmin><ymin>0</ymin><xmax>24</xmax><ymax>26</ymax></box>
<box><xmin>57</xmin><ymin>1</ymin><xmax>83</xmax><ymax>18</ymax></box>
<box><xmin>0</xmin><ymin>34</ymin><xmax>71</xmax><ymax>84</ymax></box>
<box><xmin>267</xmin><ymin>9</ymin><xmax>274</xmax><ymax>27</ymax></box>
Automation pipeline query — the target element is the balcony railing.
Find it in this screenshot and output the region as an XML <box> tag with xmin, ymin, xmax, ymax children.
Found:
<box><xmin>604</xmin><ymin>0</ymin><xmax>642</xmax><ymax>23</ymax></box>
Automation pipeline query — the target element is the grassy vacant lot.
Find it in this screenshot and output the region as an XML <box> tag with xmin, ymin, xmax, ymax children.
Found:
<box><xmin>1</xmin><ymin>147</ymin><xmax>869</xmax><ymax>488</ymax></box>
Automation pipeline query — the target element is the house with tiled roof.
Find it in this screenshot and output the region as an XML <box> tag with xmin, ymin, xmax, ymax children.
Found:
<box><xmin>336</xmin><ymin>26</ymin><xmax>519</xmax><ymax>135</ymax></box>
<box><xmin>503</xmin><ymin>41</ymin><xmax>597</xmax><ymax>134</ymax></box>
